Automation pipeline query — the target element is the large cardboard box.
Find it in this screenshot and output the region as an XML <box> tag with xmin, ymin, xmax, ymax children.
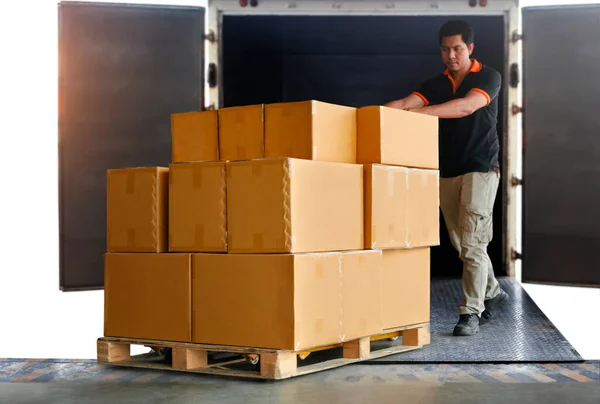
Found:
<box><xmin>218</xmin><ymin>104</ymin><xmax>264</xmax><ymax>161</ymax></box>
<box><xmin>265</xmin><ymin>100</ymin><xmax>356</xmax><ymax>163</ymax></box>
<box><xmin>192</xmin><ymin>251</ymin><xmax>381</xmax><ymax>349</ymax></box>
<box><xmin>107</xmin><ymin>167</ymin><xmax>169</xmax><ymax>252</ymax></box>
<box><xmin>169</xmin><ymin>161</ymin><xmax>227</xmax><ymax>252</ymax></box>
<box><xmin>364</xmin><ymin>164</ymin><xmax>439</xmax><ymax>249</ymax></box>
<box><xmin>340</xmin><ymin>250</ymin><xmax>383</xmax><ymax>340</ymax></box>
<box><xmin>226</xmin><ymin>158</ymin><xmax>363</xmax><ymax>253</ymax></box>
<box><xmin>171</xmin><ymin>111</ymin><xmax>219</xmax><ymax>163</ymax></box>
<box><xmin>381</xmin><ymin>248</ymin><xmax>430</xmax><ymax>330</ymax></box>
<box><xmin>357</xmin><ymin>106</ymin><xmax>438</xmax><ymax>169</ymax></box>
<box><xmin>104</xmin><ymin>253</ymin><xmax>192</xmax><ymax>342</ymax></box>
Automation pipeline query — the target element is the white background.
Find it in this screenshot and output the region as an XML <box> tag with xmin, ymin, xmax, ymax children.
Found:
<box><xmin>0</xmin><ymin>0</ymin><xmax>597</xmax><ymax>360</ymax></box>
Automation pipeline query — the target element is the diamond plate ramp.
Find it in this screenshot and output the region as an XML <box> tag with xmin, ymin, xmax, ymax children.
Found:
<box><xmin>367</xmin><ymin>278</ymin><xmax>583</xmax><ymax>363</ymax></box>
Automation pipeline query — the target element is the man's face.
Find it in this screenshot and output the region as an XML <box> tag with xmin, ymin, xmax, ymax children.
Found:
<box><xmin>440</xmin><ymin>34</ymin><xmax>474</xmax><ymax>72</ymax></box>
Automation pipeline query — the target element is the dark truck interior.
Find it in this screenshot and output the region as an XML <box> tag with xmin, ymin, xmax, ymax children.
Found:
<box><xmin>221</xmin><ymin>15</ymin><xmax>507</xmax><ymax>278</ymax></box>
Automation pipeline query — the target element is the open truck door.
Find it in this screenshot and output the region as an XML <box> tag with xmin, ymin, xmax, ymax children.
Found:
<box><xmin>520</xmin><ymin>4</ymin><xmax>600</xmax><ymax>287</ymax></box>
<box><xmin>57</xmin><ymin>0</ymin><xmax>599</xmax><ymax>291</ymax></box>
<box><xmin>58</xmin><ymin>2</ymin><xmax>206</xmax><ymax>290</ymax></box>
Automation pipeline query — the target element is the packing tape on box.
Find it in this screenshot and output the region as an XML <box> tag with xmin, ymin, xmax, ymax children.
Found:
<box><xmin>195</xmin><ymin>224</ymin><xmax>205</xmax><ymax>247</ymax></box>
<box><xmin>388</xmin><ymin>223</ymin><xmax>395</xmax><ymax>236</ymax></box>
<box><xmin>192</xmin><ymin>169</ymin><xmax>203</xmax><ymax>189</ymax></box>
<box><xmin>387</xmin><ymin>170</ymin><xmax>395</xmax><ymax>196</ymax></box>
<box><xmin>358</xmin><ymin>253</ymin><xmax>366</xmax><ymax>265</ymax></box>
<box><xmin>338</xmin><ymin>254</ymin><xmax>345</xmax><ymax>342</ymax></box>
<box><xmin>127</xmin><ymin>229</ymin><xmax>136</xmax><ymax>249</ymax></box>
<box><xmin>315</xmin><ymin>262</ymin><xmax>324</xmax><ymax>280</ymax></box>
<box><xmin>126</xmin><ymin>171</ymin><xmax>136</xmax><ymax>194</ymax></box>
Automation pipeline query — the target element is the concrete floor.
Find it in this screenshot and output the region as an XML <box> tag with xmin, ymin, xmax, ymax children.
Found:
<box><xmin>2</xmin><ymin>379</ymin><xmax>599</xmax><ymax>404</ymax></box>
<box><xmin>1</xmin><ymin>362</ymin><xmax>599</xmax><ymax>404</ymax></box>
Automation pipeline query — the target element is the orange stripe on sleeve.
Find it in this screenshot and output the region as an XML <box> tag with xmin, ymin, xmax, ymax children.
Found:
<box><xmin>412</xmin><ymin>91</ymin><xmax>429</xmax><ymax>106</ymax></box>
<box><xmin>471</xmin><ymin>88</ymin><xmax>491</xmax><ymax>106</ymax></box>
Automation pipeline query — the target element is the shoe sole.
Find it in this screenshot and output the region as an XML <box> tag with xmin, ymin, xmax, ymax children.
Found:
<box><xmin>453</xmin><ymin>328</ymin><xmax>479</xmax><ymax>336</ymax></box>
<box><xmin>453</xmin><ymin>324</ymin><xmax>480</xmax><ymax>336</ymax></box>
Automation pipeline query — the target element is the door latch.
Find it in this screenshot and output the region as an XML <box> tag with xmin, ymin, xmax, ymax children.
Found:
<box><xmin>511</xmin><ymin>176</ymin><xmax>523</xmax><ymax>187</ymax></box>
<box><xmin>512</xmin><ymin>104</ymin><xmax>524</xmax><ymax>115</ymax></box>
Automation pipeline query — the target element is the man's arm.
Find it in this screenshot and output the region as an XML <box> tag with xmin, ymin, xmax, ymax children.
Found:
<box><xmin>407</xmin><ymin>90</ymin><xmax>488</xmax><ymax>119</ymax></box>
<box><xmin>385</xmin><ymin>93</ymin><xmax>426</xmax><ymax>110</ymax></box>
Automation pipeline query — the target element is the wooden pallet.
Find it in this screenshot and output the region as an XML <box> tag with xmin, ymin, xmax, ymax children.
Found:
<box><xmin>97</xmin><ymin>322</ymin><xmax>430</xmax><ymax>380</ymax></box>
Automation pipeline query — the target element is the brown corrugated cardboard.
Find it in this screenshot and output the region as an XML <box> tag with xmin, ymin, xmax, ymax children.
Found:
<box><xmin>357</xmin><ymin>106</ymin><xmax>438</xmax><ymax>169</ymax></box>
<box><xmin>107</xmin><ymin>167</ymin><xmax>169</xmax><ymax>252</ymax></box>
<box><xmin>168</xmin><ymin>161</ymin><xmax>227</xmax><ymax>252</ymax></box>
<box><xmin>340</xmin><ymin>250</ymin><xmax>383</xmax><ymax>340</ymax></box>
<box><xmin>381</xmin><ymin>249</ymin><xmax>430</xmax><ymax>330</ymax></box>
<box><xmin>408</xmin><ymin>168</ymin><xmax>440</xmax><ymax>248</ymax></box>
<box><xmin>218</xmin><ymin>104</ymin><xmax>264</xmax><ymax>161</ymax></box>
<box><xmin>265</xmin><ymin>100</ymin><xmax>357</xmax><ymax>163</ymax></box>
<box><xmin>104</xmin><ymin>253</ymin><xmax>191</xmax><ymax>342</ymax></box>
<box><xmin>192</xmin><ymin>251</ymin><xmax>382</xmax><ymax>349</ymax></box>
<box><xmin>364</xmin><ymin>164</ymin><xmax>439</xmax><ymax>249</ymax></box>
<box><xmin>226</xmin><ymin>158</ymin><xmax>363</xmax><ymax>253</ymax></box>
<box><xmin>171</xmin><ymin>111</ymin><xmax>219</xmax><ymax>163</ymax></box>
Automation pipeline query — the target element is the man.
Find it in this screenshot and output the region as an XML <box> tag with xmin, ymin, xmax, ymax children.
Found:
<box><xmin>386</xmin><ymin>20</ymin><xmax>508</xmax><ymax>336</ymax></box>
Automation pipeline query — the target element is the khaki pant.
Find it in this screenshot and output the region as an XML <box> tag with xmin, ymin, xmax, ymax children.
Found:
<box><xmin>440</xmin><ymin>171</ymin><xmax>501</xmax><ymax>315</ymax></box>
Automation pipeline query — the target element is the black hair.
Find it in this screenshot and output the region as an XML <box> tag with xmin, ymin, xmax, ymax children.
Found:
<box><xmin>439</xmin><ymin>20</ymin><xmax>474</xmax><ymax>46</ymax></box>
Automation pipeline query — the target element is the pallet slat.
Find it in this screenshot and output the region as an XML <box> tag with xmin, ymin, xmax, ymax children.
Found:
<box><xmin>97</xmin><ymin>322</ymin><xmax>429</xmax><ymax>380</ymax></box>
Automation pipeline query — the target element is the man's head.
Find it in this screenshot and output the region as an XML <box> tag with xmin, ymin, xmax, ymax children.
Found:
<box><xmin>439</xmin><ymin>20</ymin><xmax>474</xmax><ymax>73</ymax></box>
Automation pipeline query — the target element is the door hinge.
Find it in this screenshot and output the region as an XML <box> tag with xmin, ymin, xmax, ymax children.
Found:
<box><xmin>512</xmin><ymin>104</ymin><xmax>523</xmax><ymax>115</ymax></box>
<box><xmin>207</xmin><ymin>63</ymin><xmax>218</xmax><ymax>88</ymax></box>
<box><xmin>510</xmin><ymin>63</ymin><xmax>520</xmax><ymax>89</ymax></box>
<box><xmin>511</xmin><ymin>249</ymin><xmax>523</xmax><ymax>261</ymax></box>
<box><xmin>204</xmin><ymin>30</ymin><xmax>217</xmax><ymax>44</ymax></box>
<box><xmin>511</xmin><ymin>176</ymin><xmax>523</xmax><ymax>187</ymax></box>
<box><xmin>511</xmin><ymin>31</ymin><xmax>523</xmax><ymax>43</ymax></box>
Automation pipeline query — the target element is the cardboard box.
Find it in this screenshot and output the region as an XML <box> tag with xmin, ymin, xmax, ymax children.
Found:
<box><xmin>104</xmin><ymin>253</ymin><xmax>192</xmax><ymax>342</ymax></box>
<box><xmin>381</xmin><ymin>249</ymin><xmax>430</xmax><ymax>330</ymax></box>
<box><xmin>227</xmin><ymin>158</ymin><xmax>363</xmax><ymax>253</ymax></box>
<box><xmin>407</xmin><ymin>168</ymin><xmax>440</xmax><ymax>248</ymax></box>
<box><xmin>364</xmin><ymin>164</ymin><xmax>439</xmax><ymax>249</ymax></box>
<box><xmin>107</xmin><ymin>167</ymin><xmax>168</xmax><ymax>252</ymax></box>
<box><xmin>171</xmin><ymin>111</ymin><xmax>219</xmax><ymax>163</ymax></box>
<box><xmin>192</xmin><ymin>250</ymin><xmax>382</xmax><ymax>349</ymax></box>
<box><xmin>357</xmin><ymin>106</ymin><xmax>438</xmax><ymax>169</ymax></box>
<box><xmin>218</xmin><ymin>104</ymin><xmax>264</xmax><ymax>160</ymax></box>
<box><xmin>265</xmin><ymin>100</ymin><xmax>357</xmax><ymax>163</ymax></box>
<box><xmin>169</xmin><ymin>161</ymin><xmax>227</xmax><ymax>252</ymax></box>
<box><xmin>340</xmin><ymin>250</ymin><xmax>383</xmax><ymax>340</ymax></box>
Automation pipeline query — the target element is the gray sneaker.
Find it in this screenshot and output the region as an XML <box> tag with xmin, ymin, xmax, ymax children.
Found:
<box><xmin>481</xmin><ymin>289</ymin><xmax>509</xmax><ymax>324</ymax></box>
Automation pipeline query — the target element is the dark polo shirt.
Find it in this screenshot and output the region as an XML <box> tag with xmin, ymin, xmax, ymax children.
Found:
<box><xmin>413</xmin><ymin>59</ymin><xmax>501</xmax><ymax>178</ymax></box>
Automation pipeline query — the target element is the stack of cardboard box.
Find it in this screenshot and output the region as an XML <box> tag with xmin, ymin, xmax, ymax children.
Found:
<box><xmin>103</xmin><ymin>100</ymin><xmax>439</xmax><ymax>351</ymax></box>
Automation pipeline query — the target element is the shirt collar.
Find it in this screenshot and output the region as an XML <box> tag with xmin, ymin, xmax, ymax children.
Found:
<box><xmin>443</xmin><ymin>58</ymin><xmax>482</xmax><ymax>76</ymax></box>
